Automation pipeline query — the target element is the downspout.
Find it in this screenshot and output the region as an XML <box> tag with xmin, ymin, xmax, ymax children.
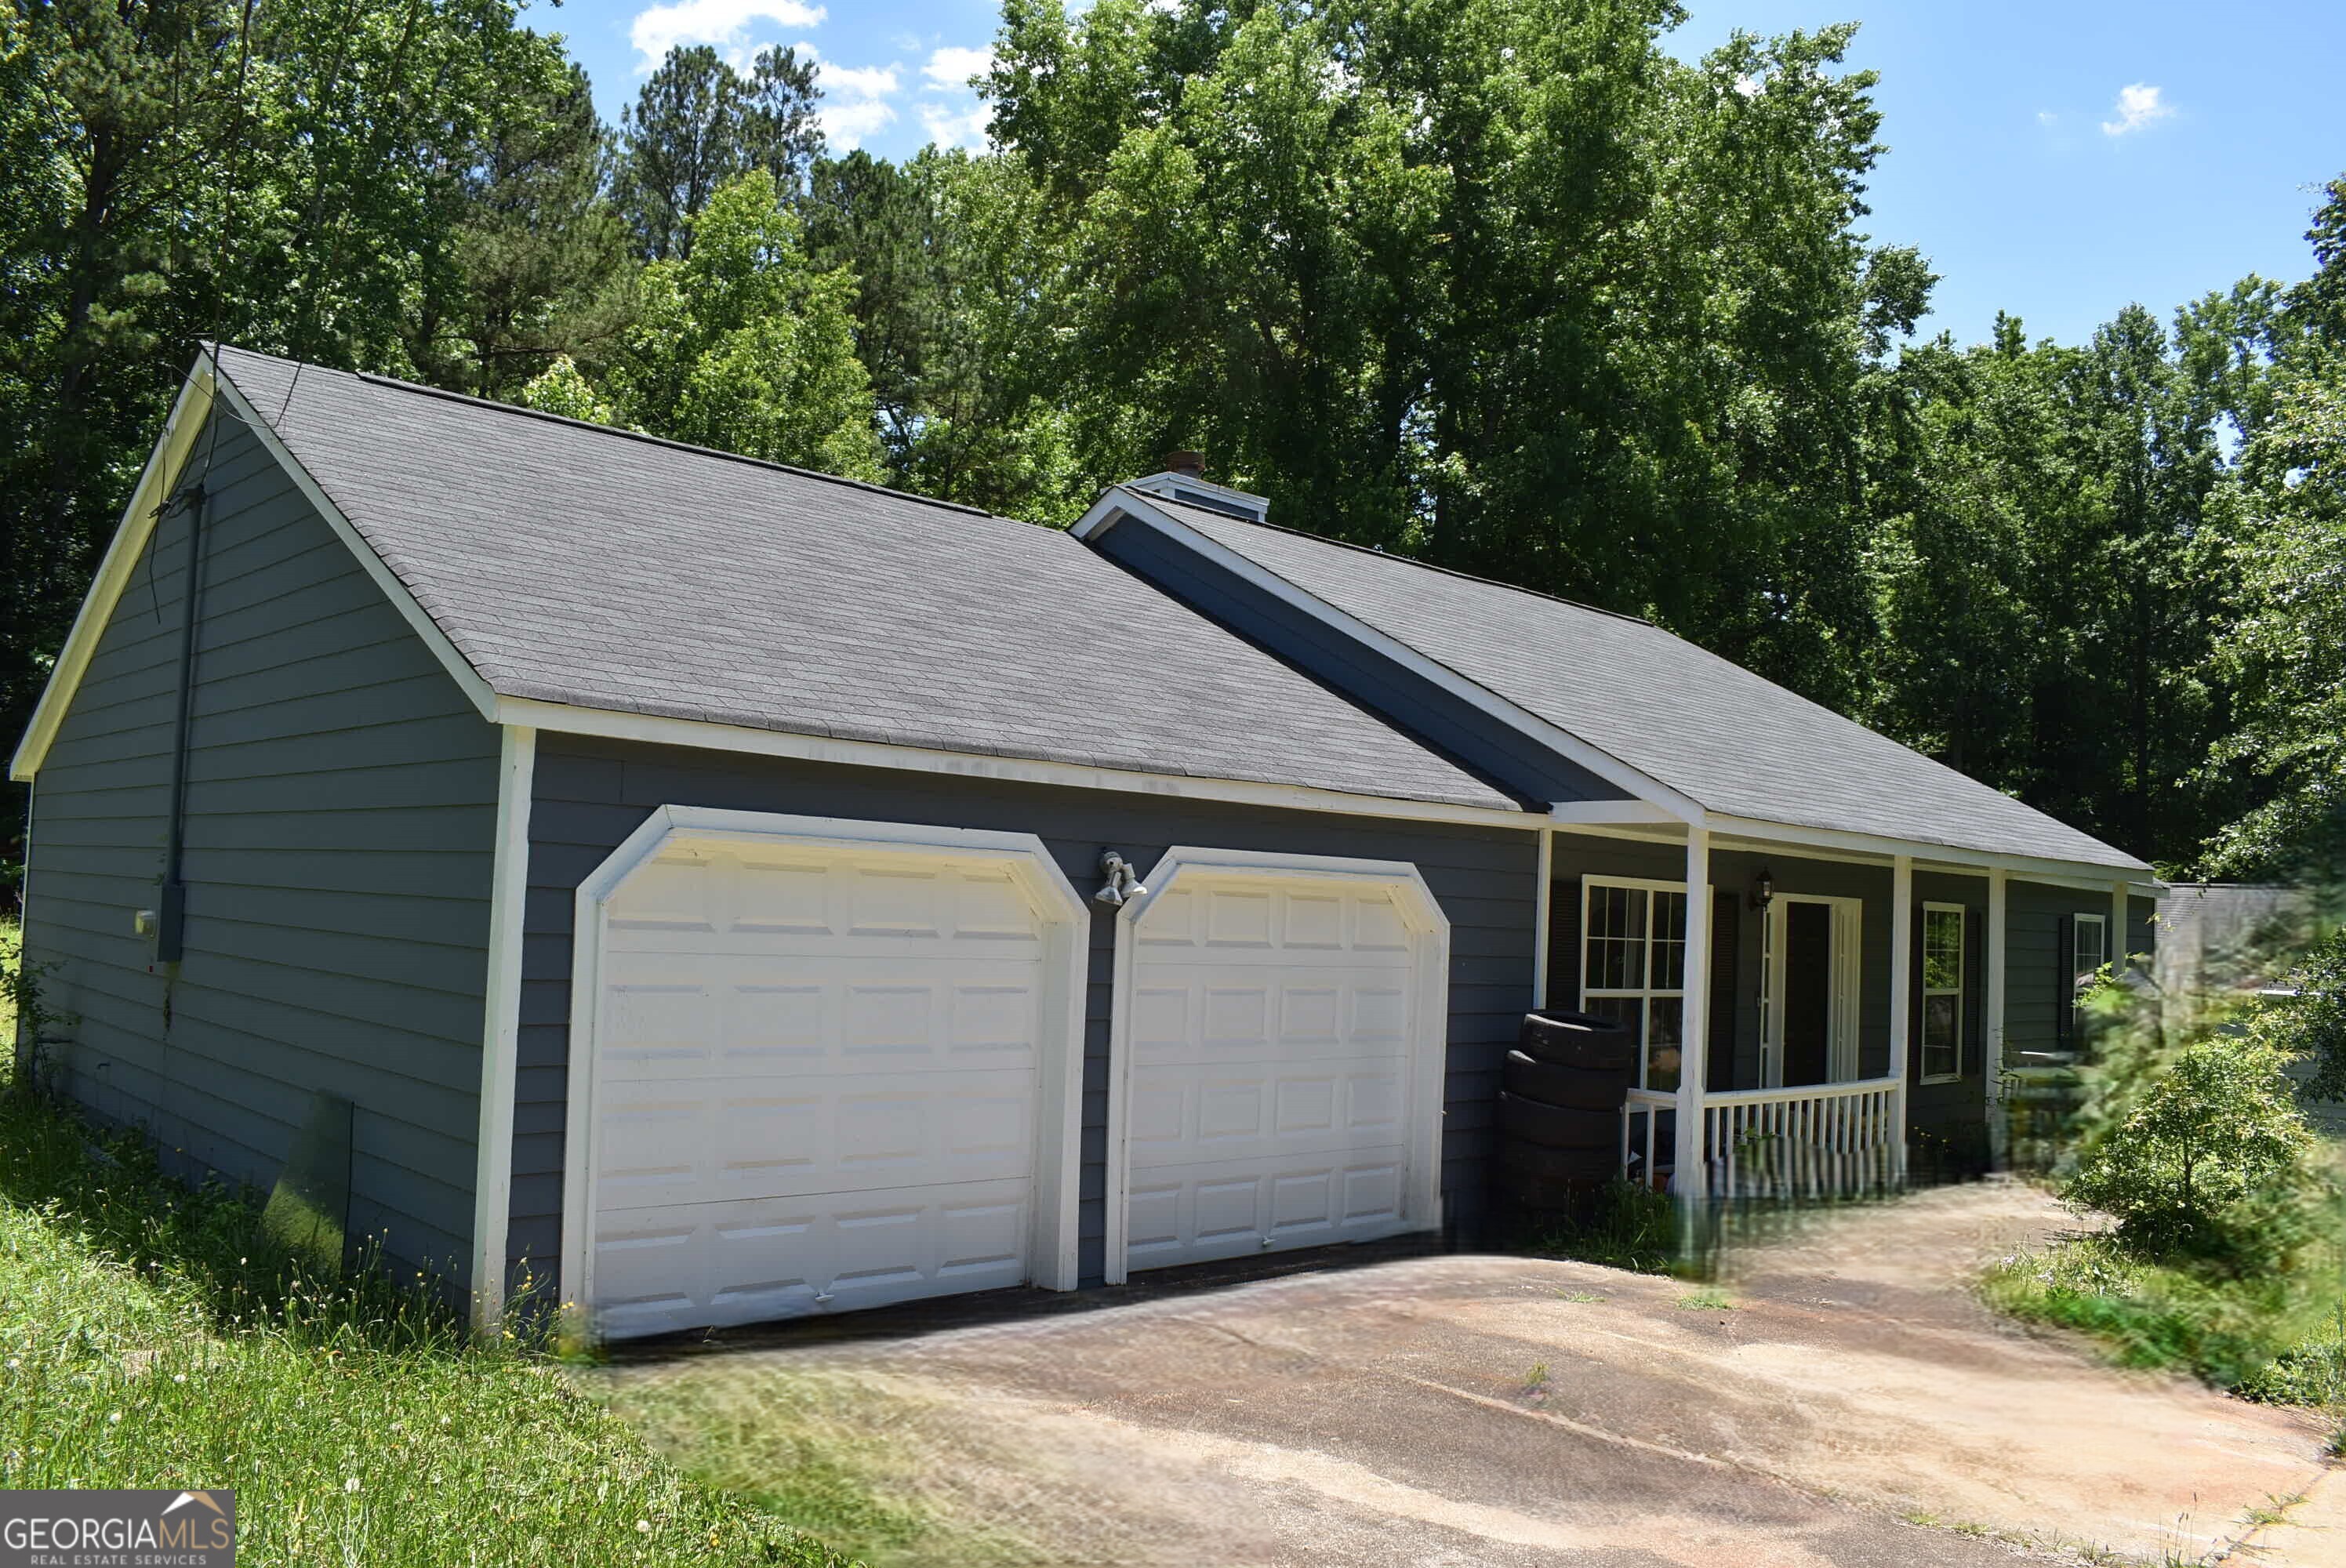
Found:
<box><xmin>155</xmin><ymin>475</ymin><xmax>211</xmax><ymax>966</ymax></box>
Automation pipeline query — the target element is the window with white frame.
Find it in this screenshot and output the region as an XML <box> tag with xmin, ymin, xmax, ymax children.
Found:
<box><xmin>2072</xmin><ymin>913</ymin><xmax>2108</xmax><ymax>1038</ymax></box>
<box><xmin>1920</xmin><ymin>903</ymin><xmax>1965</xmax><ymax>1083</ymax></box>
<box><xmin>1581</xmin><ymin>878</ymin><xmax>1687</xmax><ymax>1091</ymax></box>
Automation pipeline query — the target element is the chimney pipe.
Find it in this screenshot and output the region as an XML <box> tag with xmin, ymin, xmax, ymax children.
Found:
<box><xmin>1162</xmin><ymin>450</ymin><xmax>1205</xmax><ymax>479</ymax></box>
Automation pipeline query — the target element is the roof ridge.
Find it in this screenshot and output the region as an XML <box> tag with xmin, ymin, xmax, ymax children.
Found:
<box><xmin>215</xmin><ymin>343</ymin><xmax>1010</xmax><ymax>525</ymax></box>
<box><xmin>1131</xmin><ymin>488</ymin><xmax>1656</xmax><ymax>629</ymax></box>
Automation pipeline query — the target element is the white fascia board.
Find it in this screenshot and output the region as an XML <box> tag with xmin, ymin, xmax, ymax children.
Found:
<box><xmin>1697</xmin><ymin>811</ymin><xmax>2158</xmax><ymax>887</ymax></box>
<box><xmin>210</xmin><ymin>372</ymin><xmax>498</xmax><ymax>722</ymax></box>
<box><xmin>1077</xmin><ymin>492</ymin><xmax>1702</xmax><ymax>821</ymax></box>
<box><xmin>11</xmin><ymin>364</ymin><xmax>217</xmax><ymax>782</ymax></box>
<box><xmin>1550</xmin><ymin>800</ymin><xmax>1681</xmax><ymax>826</ymax></box>
<box><xmin>492</xmin><ymin>695</ymin><xmax>1542</xmax><ymax>832</ymax></box>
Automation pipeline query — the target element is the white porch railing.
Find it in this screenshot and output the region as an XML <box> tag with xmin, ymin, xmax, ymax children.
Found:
<box><xmin>1621</xmin><ymin>1087</ymin><xmax>1674</xmax><ymax>1186</ymax></box>
<box><xmin>1705</xmin><ymin>1078</ymin><xmax>1902</xmax><ymax>1200</ymax></box>
<box><xmin>1619</xmin><ymin>1079</ymin><xmax>1905</xmax><ymax>1200</ymax></box>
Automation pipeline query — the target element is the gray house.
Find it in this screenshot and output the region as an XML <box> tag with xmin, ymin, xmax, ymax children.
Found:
<box><xmin>12</xmin><ymin>347</ymin><xmax>2157</xmax><ymax>1338</ymax></box>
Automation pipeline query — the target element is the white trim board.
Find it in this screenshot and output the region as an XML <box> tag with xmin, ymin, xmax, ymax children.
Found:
<box><xmin>555</xmin><ymin>806</ymin><xmax>1091</xmax><ymax>1339</ymax></box>
<box><xmin>1101</xmin><ymin>845</ymin><xmax>1451</xmax><ymax>1285</ymax></box>
<box><xmin>495</xmin><ymin>695</ymin><xmax>1540</xmax><ymax>833</ymax></box>
<box><xmin>470</xmin><ymin>724</ymin><xmax>536</xmax><ymax>1327</ymax></box>
<box><xmin>1547</xmin><ymin>817</ymin><xmax>2158</xmax><ymax>891</ymax></box>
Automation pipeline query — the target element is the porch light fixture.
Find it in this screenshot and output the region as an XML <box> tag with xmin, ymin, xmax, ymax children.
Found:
<box><xmin>1095</xmin><ymin>850</ymin><xmax>1147</xmax><ymax>907</ymax></box>
<box><xmin>1749</xmin><ymin>867</ymin><xmax>1775</xmax><ymax>910</ymax></box>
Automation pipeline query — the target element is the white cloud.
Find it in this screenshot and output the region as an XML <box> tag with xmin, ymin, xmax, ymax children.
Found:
<box><xmin>2101</xmin><ymin>83</ymin><xmax>2173</xmax><ymax>137</ymax></box>
<box><xmin>2036</xmin><ymin>110</ymin><xmax>2057</xmax><ymax>126</ymax></box>
<box><xmin>919</xmin><ymin>97</ymin><xmax>990</xmax><ymax>151</ymax></box>
<box><xmin>922</xmin><ymin>45</ymin><xmax>993</xmax><ymax>89</ymax></box>
<box><xmin>821</xmin><ymin>61</ymin><xmax>899</xmax><ymax>99</ymax></box>
<box><xmin>630</xmin><ymin>0</ymin><xmax>825</xmax><ymax>71</ymax></box>
<box><xmin>823</xmin><ymin>95</ymin><xmax>898</xmax><ymax>147</ymax></box>
<box><xmin>797</xmin><ymin>54</ymin><xmax>902</xmax><ymax>148</ymax></box>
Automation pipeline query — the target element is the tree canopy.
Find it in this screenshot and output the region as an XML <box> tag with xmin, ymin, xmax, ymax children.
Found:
<box><xmin>4</xmin><ymin>0</ymin><xmax>2344</xmax><ymax>890</ymax></box>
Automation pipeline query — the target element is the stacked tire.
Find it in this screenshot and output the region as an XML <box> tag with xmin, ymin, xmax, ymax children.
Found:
<box><xmin>1496</xmin><ymin>1011</ymin><xmax>1635</xmax><ymax>1213</ymax></box>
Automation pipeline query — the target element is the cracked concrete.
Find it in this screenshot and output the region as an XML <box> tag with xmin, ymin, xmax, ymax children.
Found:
<box><xmin>588</xmin><ymin>1181</ymin><xmax>2334</xmax><ymax>1566</ymax></box>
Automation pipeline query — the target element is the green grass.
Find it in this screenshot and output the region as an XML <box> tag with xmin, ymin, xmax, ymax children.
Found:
<box><xmin>0</xmin><ymin>937</ymin><xmax>859</xmax><ymax>1566</ymax></box>
<box><xmin>1519</xmin><ymin>1178</ymin><xmax>1683</xmax><ymax>1275</ymax></box>
<box><xmin>1983</xmin><ymin>1232</ymin><xmax>2346</xmax><ymax>1401</ymax></box>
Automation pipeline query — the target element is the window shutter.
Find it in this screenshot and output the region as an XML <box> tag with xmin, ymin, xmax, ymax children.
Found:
<box><xmin>1708</xmin><ymin>890</ymin><xmax>1737</xmax><ymax>1092</ymax></box>
<box><xmin>2054</xmin><ymin>914</ymin><xmax>2075</xmax><ymax>1047</ymax></box>
<box><xmin>1547</xmin><ymin>877</ymin><xmax>1581</xmax><ymax>1012</ymax></box>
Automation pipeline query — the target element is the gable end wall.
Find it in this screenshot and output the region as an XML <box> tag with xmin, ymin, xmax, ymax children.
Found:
<box><xmin>20</xmin><ymin>410</ymin><xmax>501</xmax><ymax>1278</ymax></box>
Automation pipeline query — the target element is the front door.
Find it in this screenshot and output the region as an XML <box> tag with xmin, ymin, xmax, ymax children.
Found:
<box><xmin>1763</xmin><ymin>895</ymin><xmax>1861</xmax><ymax>1087</ymax></box>
<box><xmin>1781</xmin><ymin>902</ymin><xmax>1833</xmax><ymax>1085</ymax></box>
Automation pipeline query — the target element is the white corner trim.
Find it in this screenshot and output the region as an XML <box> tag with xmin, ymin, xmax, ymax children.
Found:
<box><xmin>209</xmin><ymin>371</ymin><xmax>497</xmax><ymax>723</ymax></box>
<box><xmin>470</xmin><ymin>724</ymin><xmax>536</xmax><ymax>1328</ymax></box>
<box><xmin>493</xmin><ymin>695</ymin><xmax>1541</xmax><ymax>833</ymax></box>
<box><xmin>556</xmin><ymin>806</ymin><xmax>1091</xmax><ymax>1336</ymax></box>
<box><xmin>10</xmin><ymin>364</ymin><xmax>217</xmax><ymax>782</ymax></box>
<box><xmin>1080</xmin><ymin>489</ymin><xmax>1702</xmax><ymax>818</ymax></box>
<box><xmin>1101</xmin><ymin>845</ymin><xmax>1451</xmax><ymax>1286</ymax></box>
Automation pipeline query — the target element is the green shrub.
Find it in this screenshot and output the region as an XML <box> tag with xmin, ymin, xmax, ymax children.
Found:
<box><xmin>2065</xmin><ymin>1032</ymin><xmax>2322</xmax><ymax>1271</ymax></box>
<box><xmin>2275</xmin><ymin>924</ymin><xmax>2346</xmax><ymax>1101</ymax></box>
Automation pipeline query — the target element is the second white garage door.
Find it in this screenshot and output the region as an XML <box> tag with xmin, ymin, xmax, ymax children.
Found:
<box><xmin>570</xmin><ymin>811</ymin><xmax>1085</xmax><ymax>1340</ymax></box>
<box><xmin>1115</xmin><ymin>851</ymin><xmax>1449</xmax><ymax>1276</ymax></box>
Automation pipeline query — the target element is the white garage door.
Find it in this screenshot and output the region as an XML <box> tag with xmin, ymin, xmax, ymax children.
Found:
<box><xmin>1120</xmin><ymin>862</ymin><xmax>1443</xmax><ymax>1273</ymax></box>
<box><xmin>583</xmin><ymin>827</ymin><xmax>1069</xmax><ymax>1339</ymax></box>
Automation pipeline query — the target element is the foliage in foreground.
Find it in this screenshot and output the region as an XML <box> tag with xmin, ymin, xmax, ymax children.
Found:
<box><xmin>2065</xmin><ymin>1030</ymin><xmax>2321</xmax><ymax>1271</ymax></box>
<box><xmin>1983</xmin><ymin>1232</ymin><xmax>2344</xmax><ymax>1396</ymax></box>
<box><xmin>1989</xmin><ymin>964</ymin><xmax>2346</xmax><ymax>1403</ymax></box>
<box><xmin>0</xmin><ymin>1061</ymin><xmax>852</xmax><ymax>1568</ymax></box>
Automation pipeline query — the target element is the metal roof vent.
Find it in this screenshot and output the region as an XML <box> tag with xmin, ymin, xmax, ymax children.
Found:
<box><xmin>1126</xmin><ymin>456</ymin><xmax>1270</xmax><ymax>524</ymax></box>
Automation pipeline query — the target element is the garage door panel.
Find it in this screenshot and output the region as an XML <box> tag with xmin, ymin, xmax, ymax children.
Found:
<box><xmin>593</xmin><ymin>1177</ymin><xmax>1030</xmax><ymax>1339</ymax></box>
<box><xmin>1124</xmin><ymin>867</ymin><xmax>1434</xmax><ymax>1274</ymax></box>
<box><xmin>595</xmin><ymin>958</ymin><xmax>1043</xmax><ymax>1082</ymax></box>
<box><xmin>597</xmin><ymin>1065</ymin><xmax>1034</xmax><ymax>1209</ymax></box>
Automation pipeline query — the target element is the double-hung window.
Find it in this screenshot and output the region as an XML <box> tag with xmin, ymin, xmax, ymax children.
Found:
<box><xmin>2071</xmin><ymin>913</ymin><xmax>2108</xmax><ymax>1039</ymax></box>
<box><xmin>1581</xmin><ymin>878</ymin><xmax>1687</xmax><ymax>1091</ymax></box>
<box><xmin>1919</xmin><ymin>903</ymin><xmax>1965</xmax><ymax>1083</ymax></box>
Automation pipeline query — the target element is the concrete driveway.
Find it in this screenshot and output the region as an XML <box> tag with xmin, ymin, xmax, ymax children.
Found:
<box><xmin>587</xmin><ymin>1181</ymin><xmax>2337</xmax><ymax>1566</ymax></box>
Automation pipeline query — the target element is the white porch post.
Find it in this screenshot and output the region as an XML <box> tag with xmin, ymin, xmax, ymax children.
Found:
<box><xmin>2110</xmin><ymin>880</ymin><xmax>2130</xmax><ymax>973</ymax></box>
<box><xmin>1985</xmin><ymin>868</ymin><xmax>2009</xmax><ymax>1167</ymax></box>
<box><xmin>1888</xmin><ymin>854</ymin><xmax>1913</xmax><ymax>1184</ymax></box>
<box><xmin>1531</xmin><ymin>828</ymin><xmax>1554</xmax><ymax>1009</ymax></box>
<box><xmin>1673</xmin><ymin>826</ymin><xmax>1712</xmax><ymax>1196</ymax></box>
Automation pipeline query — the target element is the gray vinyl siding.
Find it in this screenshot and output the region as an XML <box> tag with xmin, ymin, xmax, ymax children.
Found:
<box><xmin>1999</xmin><ymin>881</ymin><xmax>2160</xmax><ymax>1067</ymax></box>
<box><xmin>511</xmin><ymin>735</ymin><xmax>1541</xmax><ymax>1294</ymax></box>
<box><xmin>1091</xmin><ymin>517</ymin><xmax>1621</xmax><ymax>806</ymax></box>
<box><xmin>20</xmin><ymin>410</ymin><xmax>501</xmax><ymax>1276</ymax></box>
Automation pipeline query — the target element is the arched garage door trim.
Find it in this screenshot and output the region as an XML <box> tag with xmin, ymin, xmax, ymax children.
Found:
<box><xmin>1102</xmin><ymin>845</ymin><xmax>1451</xmax><ymax>1285</ymax></box>
<box><xmin>559</xmin><ymin>806</ymin><xmax>1091</xmax><ymax>1332</ymax></box>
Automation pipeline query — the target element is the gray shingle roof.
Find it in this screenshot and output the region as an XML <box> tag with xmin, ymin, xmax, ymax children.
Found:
<box><xmin>212</xmin><ymin>349</ymin><xmax>1518</xmax><ymax>811</ymax></box>
<box><xmin>1132</xmin><ymin>494</ymin><xmax>2152</xmax><ymax>873</ymax></box>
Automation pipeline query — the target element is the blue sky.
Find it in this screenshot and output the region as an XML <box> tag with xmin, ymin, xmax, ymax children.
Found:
<box><xmin>540</xmin><ymin>0</ymin><xmax>2344</xmax><ymax>350</ymax></box>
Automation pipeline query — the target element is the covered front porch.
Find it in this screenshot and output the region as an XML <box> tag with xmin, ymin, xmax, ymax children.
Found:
<box><xmin>1531</xmin><ymin>811</ymin><xmax>2158</xmax><ymax>1201</ymax></box>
